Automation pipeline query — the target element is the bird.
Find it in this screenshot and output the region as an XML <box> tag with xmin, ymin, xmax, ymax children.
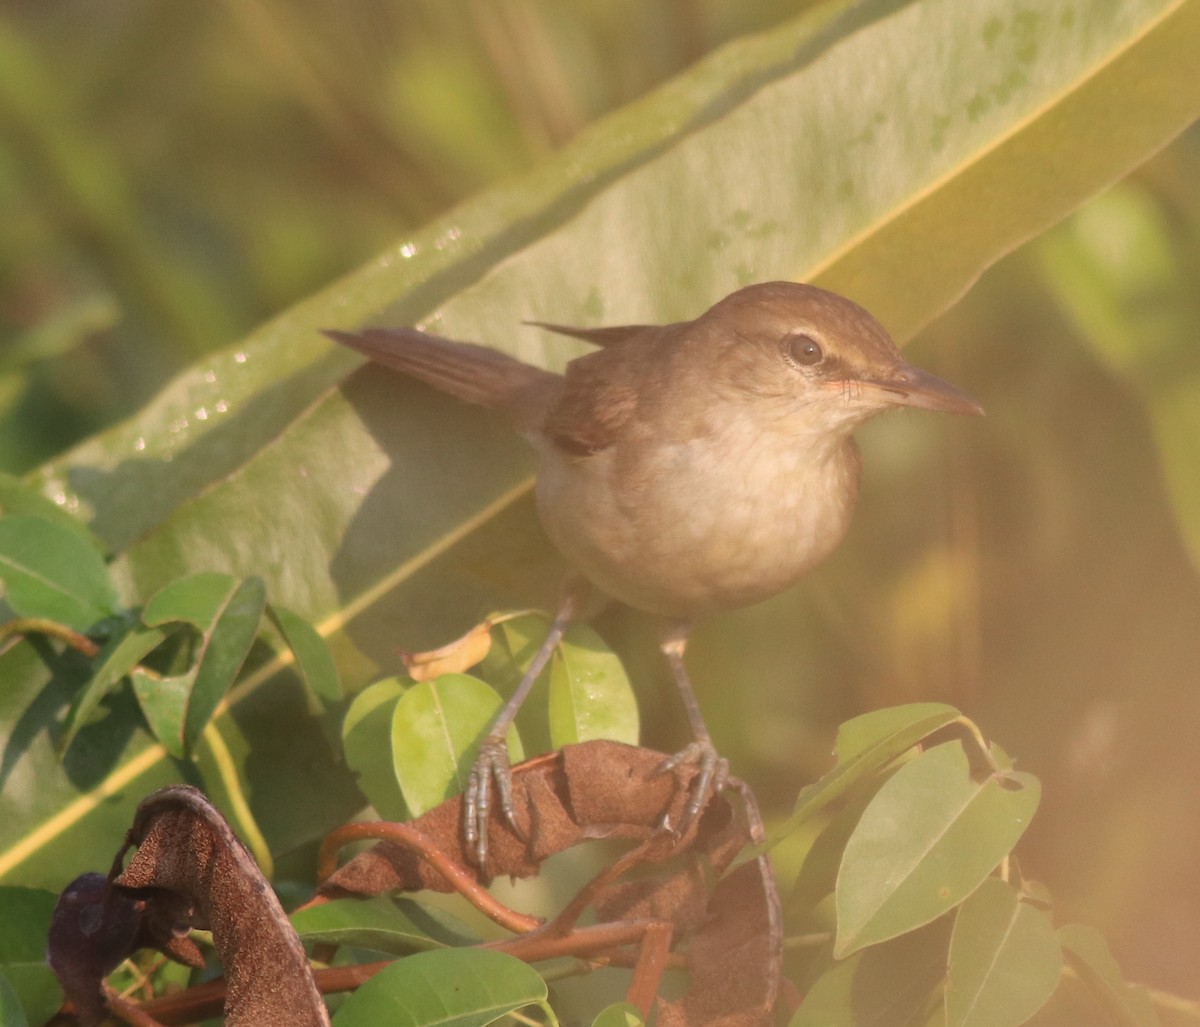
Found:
<box><xmin>326</xmin><ymin>280</ymin><xmax>982</xmax><ymax>869</ymax></box>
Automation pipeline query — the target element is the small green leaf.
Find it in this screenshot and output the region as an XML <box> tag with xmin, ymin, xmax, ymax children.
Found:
<box><xmin>268</xmin><ymin>604</ymin><xmax>342</xmax><ymax>708</ymax></box>
<box><xmin>835</xmin><ymin>741</ymin><xmax>1040</xmax><ymax>957</ymax></box>
<box><xmin>141</xmin><ymin>571</ymin><xmax>239</xmax><ymax>629</ymax></box>
<box><xmin>331</xmin><ymin>948</ymin><xmax>546</xmax><ymax>1027</ymax></box>
<box><xmin>591</xmin><ymin>1002</ymin><xmax>647</xmax><ymax>1027</ymax></box>
<box><xmin>58</xmin><ymin>621</ymin><xmax>170</xmax><ymax>756</ymax></box>
<box><xmin>291</xmin><ymin>896</ymin><xmax>478</xmax><ymax>955</ymax></box>
<box><xmin>0</xmin><ymin>887</ymin><xmax>62</xmax><ymax>1027</ymax></box>
<box><xmin>1058</xmin><ymin>924</ymin><xmax>1162</xmax><ymax>1027</ymax></box>
<box><xmin>758</xmin><ymin>703</ymin><xmax>962</xmax><ymax>858</ymax></box>
<box><xmin>945</xmin><ymin>878</ymin><xmax>1061</xmax><ymax>1027</ymax></box>
<box><xmin>343</xmin><ymin>677</ymin><xmax>409</xmax><ymax>820</ymax></box>
<box><xmin>130</xmin><ymin>668</ymin><xmax>193</xmax><ymax>758</ymax></box>
<box><xmin>792</xmin><ymin>918</ymin><xmax>952</xmax><ymax>1027</ymax></box>
<box><xmin>548</xmin><ymin>623</ymin><xmax>639</xmax><ymax>747</ymax></box>
<box><xmin>184</xmin><ymin>577</ymin><xmax>267</xmax><ymax>753</ymax></box>
<box><xmin>835</xmin><ymin>703</ymin><xmax>962</xmax><ymax>762</ymax></box>
<box><xmin>141</xmin><ymin>573</ymin><xmax>268</xmax><ymax>754</ymax></box>
<box><xmin>391</xmin><ymin>674</ymin><xmax>524</xmax><ymax>817</ymax></box>
<box><xmin>0</xmin><ymin>515</ymin><xmax>117</xmax><ymax>630</ymax></box>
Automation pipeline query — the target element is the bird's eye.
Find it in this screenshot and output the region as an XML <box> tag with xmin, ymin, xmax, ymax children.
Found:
<box><xmin>783</xmin><ymin>333</ymin><xmax>823</xmax><ymax>367</ymax></box>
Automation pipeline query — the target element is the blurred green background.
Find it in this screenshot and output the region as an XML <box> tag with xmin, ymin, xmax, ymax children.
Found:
<box><xmin>2</xmin><ymin>0</ymin><xmax>1198</xmax><ymax>1009</ymax></box>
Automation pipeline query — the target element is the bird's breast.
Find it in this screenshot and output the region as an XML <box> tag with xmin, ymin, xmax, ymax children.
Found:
<box><xmin>533</xmin><ymin>412</ymin><xmax>863</xmax><ymax>618</ymax></box>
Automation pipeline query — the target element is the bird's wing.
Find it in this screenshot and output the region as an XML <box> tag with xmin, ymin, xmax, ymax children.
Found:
<box><xmin>526</xmin><ymin>321</ymin><xmax>656</xmax><ymax>348</ymax></box>
<box><xmin>542</xmin><ymin>345</ymin><xmax>642</xmax><ymax>455</ymax></box>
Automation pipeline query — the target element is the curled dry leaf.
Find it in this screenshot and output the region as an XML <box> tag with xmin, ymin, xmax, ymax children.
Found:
<box><xmin>320</xmin><ymin>740</ymin><xmax>781</xmax><ymax>1027</ymax></box>
<box><xmin>400</xmin><ymin>618</ymin><xmax>494</xmax><ymax>680</ymax></box>
<box><xmin>48</xmin><ymin>785</ymin><xmax>328</xmax><ymax>1027</ymax></box>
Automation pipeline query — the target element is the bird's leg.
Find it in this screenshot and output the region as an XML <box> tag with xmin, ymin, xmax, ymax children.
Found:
<box><xmin>464</xmin><ymin>586</ymin><xmax>582</xmax><ymax>873</ymax></box>
<box><xmin>656</xmin><ymin>620</ymin><xmax>729</xmax><ymax>832</ymax></box>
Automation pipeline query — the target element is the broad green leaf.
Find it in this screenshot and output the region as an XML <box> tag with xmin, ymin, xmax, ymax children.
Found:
<box><xmin>591</xmin><ymin>1003</ymin><xmax>646</xmax><ymax>1027</ymax></box>
<box><xmin>548</xmin><ymin>623</ymin><xmax>639</xmax><ymax>748</ymax></box>
<box><xmin>791</xmin><ymin>917</ymin><xmax>951</xmax><ymax>1027</ymax></box>
<box><xmin>291</xmin><ymin>896</ymin><xmax>478</xmax><ymax>955</ymax></box>
<box><xmin>835</xmin><ymin>742</ymin><xmax>1040</xmax><ymax>957</ymax></box>
<box><xmin>1057</xmin><ymin>924</ymin><xmax>1162</xmax><ymax>1027</ymax></box>
<box><xmin>945</xmin><ymin>878</ymin><xmax>1061</xmax><ymax>1027</ymax></box>
<box><xmin>0</xmin><ymin>887</ymin><xmax>62</xmax><ymax>1027</ymax></box>
<box><xmin>787</xmin><ymin>763</ymin><xmax>901</xmax><ymax>916</ymax></box>
<box><xmin>0</xmin><ymin>971</ymin><xmax>30</xmax><ymax>1027</ymax></box>
<box><xmin>0</xmin><ymin>515</ymin><xmax>117</xmax><ymax>630</ymax></box>
<box><xmin>7</xmin><ymin>0</ymin><xmax>1199</xmax><ymax>888</ymax></box>
<box><xmin>343</xmin><ymin>676</ymin><xmax>409</xmax><ymax>820</ymax></box>
<box><xmin>0</xmin><ymin>473</ymin><xmax>105</xmax><ymax>556</ymax></box>
<box><xmin>58</xmin><ymin>621</ymin><xmax>170</xmax><ymax>756</ymax></box>
<box><xmin>391</xmin><ymin>674</ymin><xmax>524</xmax><ymax>817</ymax></box>
<box><xmin>331</xmin><ymin>948</ymin><xmax>546</xmax><ymax>1027</ymax></box>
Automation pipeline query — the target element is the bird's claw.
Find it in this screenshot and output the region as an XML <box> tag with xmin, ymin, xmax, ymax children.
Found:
<box><xmin>463</xmin><ymin>738</ymin><xmax>525</xmax><ymax>874</ymax></box>
<box><xmin>655</xmin><ymin>740</ymin><xmax>729</xmax><ymax>835</ymax></box>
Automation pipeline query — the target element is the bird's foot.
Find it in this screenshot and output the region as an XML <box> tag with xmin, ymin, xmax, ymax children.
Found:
<box><xmin>656</xmin><ymin>740</ymin><xmax>729</xmax><ymax>836</ymax></box>
<box><xmin>463</xmin><ymin>737</ymin><xmax>526</xmax><ymax>875</ymax></box>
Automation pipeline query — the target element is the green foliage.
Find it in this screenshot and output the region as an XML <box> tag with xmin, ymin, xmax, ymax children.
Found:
<box><xmin>0</xmin><ymin>0</ymin><xmax>1198</xmax><ymax>1023</ymax></box>
<box><xmin>329</xmin><ymin>949</ymin><xmax>550</xmax><ymax>1027</ymax></box>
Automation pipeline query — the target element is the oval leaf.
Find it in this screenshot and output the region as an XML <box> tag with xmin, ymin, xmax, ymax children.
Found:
<box><xmin>835</xmin><ymin>741</ymin><xmax>1040</xmax><ymax>956</ymax></box>
<box><xmin>548</xmin><ymin>623</ymin><xmax>639</xmax><ymax>747</ymax></box>
<box><xmin>0</xmin><ymin>515</ymin><xmax>116</xmax><ymax>630</ymax></box>
<box><xmin>391</xmin><ymin>674</ymin><xmax>524</xmax><ymax>817</ymax></box>
<box><xmin>945</xmin><ymin>878</ymin><xmax>1061</xmax><ymax>1027</ymax></box>
<box><xmin>291</xmin><ymin>896</ymin><xmax>478</xmax><ymax>955</ymax></box>
<box><xmin>343</xmin><ymin>677</ymin><xmax>409</xmax><ymax>820</ymax></box>
<box><xmin>331</xmin><ymin>948</ymin><xmax>546</xmax><ymax>1027</ymax></box>
<box><xmin>591</xmin><ymin>1003</ymin><xmax>647</xmax><ymax>1027</ymax></box>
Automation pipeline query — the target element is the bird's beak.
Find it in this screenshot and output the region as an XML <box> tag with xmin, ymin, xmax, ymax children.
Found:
<box><xmin>847</xmin><ymin>362</ymin><xmax>985</xmax><ymax>417</ymax></box>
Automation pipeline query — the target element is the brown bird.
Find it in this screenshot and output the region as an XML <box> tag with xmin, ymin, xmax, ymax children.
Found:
<box><xmin>327</xmin><ymin>281</ymin><xmax>982</xmax><ymax>868</ymax></box>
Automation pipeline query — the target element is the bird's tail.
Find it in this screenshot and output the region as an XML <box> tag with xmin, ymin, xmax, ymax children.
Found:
<box><xmin>325</xmin><ymin>327</ymin><xmax>558</xmax><ymax>424</ymax></box>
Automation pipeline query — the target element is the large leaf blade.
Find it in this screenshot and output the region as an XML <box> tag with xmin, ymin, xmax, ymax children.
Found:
<box><xmin>4</xmin><ymin>0</ymin><xmax>1198</xmax><ymax>885</ymax></box>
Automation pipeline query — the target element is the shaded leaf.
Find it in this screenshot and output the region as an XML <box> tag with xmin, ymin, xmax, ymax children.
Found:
<box><xmin>141</xmin><ymin>573</ymin><xmax>268</xmax><ymax>754</ymax></box>
<box><xmin>130</xmin><ymin>668</ymin><xmax>192</xmax><ymax>759</ymax></box>
<box><xmin>1058</xmin><ymin>924</ymin><xmax>1162</xmax><ymax>1027</ymax></box>
<box><xmin>548</xmin><ymin>622</ymin><xmax>639</xmax><ymax>748</ymax></box>
<box><xmin>268</xmin><ymin>604</ymin><xmax>342</xmax><ymax>709</ymax></box>
<box><xmin>58</xmin><ymin>621</ymin><xmax>170</xmax><ymax>756</ymax></box>
<box><xmin>0</xmin><ymin>515</ymin><xmax>117</xmax><ymax>630</ymax></box>
<box><xmin>0</xmin><ymin>886</ymin><xmax>63</xmax><ymax>1027</ymax></box>
<box><xmin>0</xmin><ymin>971</ymin><xmax>30</xmax><ymax>1027</ymax></box>
<box><xmin>391</xmin><ymin>674</ymin><xmax>524</xmax><ymax>816</ymax></box>
<box><xmin>792</xmin><ymin>917</ymin><xmax>952</xmax><ymax>1027</ymax></box>
<box><xmin>330</xmin><ymin>948</ymin><xmax>546</xmax><ymax>1027</ymax></box>
<box><xmin>343</xmin><ymin>677</ymin><xmax>409</xmax><ymax>820</ymax></box>
<box><xmin>591</xmin><ymin>1003</ymin><xmax>647</xmax><ymax>1027</ymax></box>
<box><xmin>0</xmin><ymin>473</ymin><xmax>105</xmax><ymax>556</ymax></box>
<box><xmin>945</xmin><ymin>878</ymin><xmax>1061</xmax><ymax>1027</ymax></box>
<box><xmin>835</xmin><ymin>742</ymin><xmax>1040</xmax><ymax>956</ymax></box>
<box><xmin>291</xmin><ymin>896</ymin><xmax>478</xmax><ymax>955</ymax></box>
